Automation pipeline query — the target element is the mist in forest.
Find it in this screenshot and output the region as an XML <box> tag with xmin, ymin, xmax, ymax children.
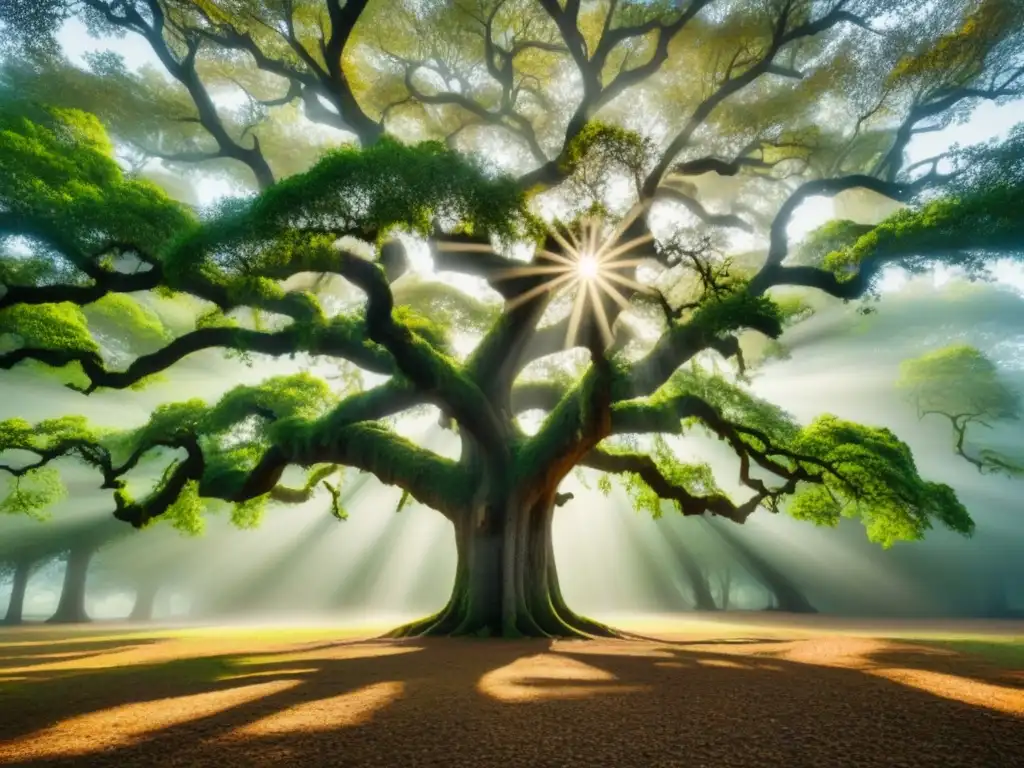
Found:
<box><xmin>2</xmin><ymin>272</ymin><xmax>1022</xmax><ymax>625</ymax></box>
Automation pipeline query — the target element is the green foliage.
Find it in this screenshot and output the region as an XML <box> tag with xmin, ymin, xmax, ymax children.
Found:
<box><xmin>0</xmin><ymin>104</ymin><xmax>193</xmax><ymax>257</ymax></box>
<box><xmin>165</xmin><ymin>138</ymin><xmax>529</xmax><ymax>285</ymax></box>
<box><xmin>84</xmin><ymin>294</ymin><xmax>171</xmax><ymax>349</ymax></box>
<box><xmin>0</xmin><ymin>0</ymin><xmax>1019</xmax><ymax>567</ymax></box>
<box><xmin>823</xmin><ymin>126</ymin><xmax>1024</xmax><ymax>282</ymax></box>
<box><xmin>231</xmin><ymin>495</ymin><xmax>268</xmax><ymax>529</ymax></box>
<box><xmin>0</xmin><ymin>468</ymin><xmax>65</xmax><ymax>518</ymax></box>
<box><xmin>0</xmin><ymin>245</ymin><xmax>78</xmax><ymax>288</ymax></box>
<box><xmin>791</xmin><ymin>220</ymin><xmax>874</xmax><ymax>268</ymax></box>
<box><xmin>162</xmin><ymin>480</ymin><xmax>205</xmax><ymax>536</ymax></box>
<box><xmin>663</xmin><ymin>365</ymin><xmax>801</xmax><ymax>446</ymax></box>
<box><xmin>897</xmin><ymin>344</ymin><xmax>1023</xmax><ymax>476</ymax></box>
<box><xmin>563</xmin><ymin>122</ymin><xmax>651</xmax><ymax>177</ymax></box>
<box><xmin>613</xmin><ymin>438</ymin><xmax>724</xmax><ymax>519</ymax></box>
<box><xmin>689</xmin><ymin>289</ymin><xmax>783</xmax><ymax>338</ymax></box>
<box><xmin>898</xmin><ymin>344</ymin><xmax>1020</xmax><ymax>420</ymax></box>
<box><xmin>391</xmin><ymin>304</ymin><xmax>452</xmax><ymax>353</ymax></box>
<box><xmin>772</xmin><ymin>295</ymin><xmax>815</xmax><ymax>326</ymax></box>
<box><xmin>788</xmin><ymin>415</ymin><xmax>973</xmax><ymax>547</ymax></box>
<box><xmin>392</xmin><ymin>276</ymin><xmax>500</xmax><ymax>334</ymax></box>
<box><xmin>887</xmin><ymin>0</ymin><xmax>1022</xmax><ymax>91</ymax></box>
<box><xmin>0</xmin><ymin>415</ymin><xmax>101</xmax><ymax>458</ymax></box>
<box><xmin>211</xmin><ymin>373</ymin><xmax>337</xmax><ymax>432</ymax></box>
<box><xmin>0</xmin><ymin>302</ymin><xmax>98</xmax><ymax>353</ymax></box>
<box><xmin>324</xmin><ymin>480</ymin><xmax>348</xmax><ymax>521</ymax></box>
<box><xmin>128</xmin><ymin>400</ymin><xmax>208</xmax><ymax>454</ymax></box>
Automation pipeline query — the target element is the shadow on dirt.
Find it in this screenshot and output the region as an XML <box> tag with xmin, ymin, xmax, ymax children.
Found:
<box><xmin>0</xmin><ymin>632</ymin><xmax>1019</xmax><ymax>768</ymax></box>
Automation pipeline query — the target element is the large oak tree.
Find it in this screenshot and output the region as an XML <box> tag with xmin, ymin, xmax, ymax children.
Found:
<box><xmin>0</xmin><ymin>0</ymin><xmax>1022</xmax><ymax>637</ymax></box>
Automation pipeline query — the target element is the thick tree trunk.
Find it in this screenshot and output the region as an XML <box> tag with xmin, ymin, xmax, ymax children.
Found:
<box><xmin>3</xmin><ymin>560</ymin><xmax>31</xmax><ymax>625</ymax></box>
<box><xmin>129</xmin><ymin>581</ymin><xmax>159</xmax><ymax>622</ymax></box>
<box><xmin>705</xmin><ymin>519</ymin><xmax>817</xmax><ymax>613</ymax></box>
<box><xmin>47</xmin><ymin>545</ymin><xmax>93</xmax><ymax>624</ymax></box>
<box><xmin>388</xmin><ymin>495</ymin><xmax>622</xmax><ymax>638</ymax></box>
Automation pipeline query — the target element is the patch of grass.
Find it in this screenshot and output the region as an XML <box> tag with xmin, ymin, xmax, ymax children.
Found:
<box><xmin>0</xmin><ymin>623</ymin><xmax>382</xmax><ymax>648</ymax></box>
<box><xmin>915</xmin><ymin>638</ymin><xmax>1024</xmax><ymax>669</ymax></box>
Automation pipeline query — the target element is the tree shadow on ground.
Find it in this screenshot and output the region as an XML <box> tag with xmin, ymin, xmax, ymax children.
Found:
<box><xmin>0</xmin><ymin>638</ymin><xmax>165</xmax><ymax>670</ymax></box>
<box><xmin>0</xmin><ymin>634</ymin><xmax>1020</xmax><ymax>768</ymax></box>
<box><xmin>863</xmin><ymin>643</ymin><xmax>1024</xmax><ymax>683</ymax></box>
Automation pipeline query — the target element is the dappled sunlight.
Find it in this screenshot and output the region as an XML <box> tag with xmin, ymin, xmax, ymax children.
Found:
<box><xmin>734</xmin><ymin>635</ymin><xmax>1024</xmax><ymax>716</ymax></box>
<box><xmin>696</xmin><ymin>658</ymin><xmax>745</xmax><ymax>669</ymax></box>
<box><xmin>228</xmin><ymin>681</ymin><xmax>404</xmax><ymax>737</ymax></box>
<box><xmin>0</xmin><ymin>626</ymin><xmax>1019</xmax><ymax>766</ymax></box>
<box><xmin>477</xmin><ymin>651</ymin><xmax>649</xmax><ymax>703</ymax></box>
<box><xmin>871</xmin><ymin>668</ymin><xmax>1023</xmax><ymax>716</ymax></box>
<box><xmin>0</xmin><ymin>631</ymin><xmax>402</xmax><ymax>681</ymax></box>
<box><xmin>232</xmin><ymin>642</ymin><xmax>422</xmax><ymax>668</ymax></box>
<box><xmin>0</xmin><ymin>679</ymin><xmax>301</xmax><ymax>762</ymax></box>
<box><xmin>217</xmin><ymin>667</ymin><xmax>319</xmax><ymax>682</ymax></box>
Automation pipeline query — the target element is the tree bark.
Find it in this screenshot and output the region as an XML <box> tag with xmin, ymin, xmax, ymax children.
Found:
<box><xmin>3</xmin><ymin>559</ymin><xmax>31</xmax><ymax>625</ymax></box>
<box><xmin>47</xmin><ymin>544</ymin><xmax>93</xmax><ymax>624</ymax></box>
<box><xmin>388</xmin><ymin>494</ymin><xmax>622</xmax><ymax>638</ymax></box>
<box><xmin>129</xmin><ymin>581</ymin><xmax>159</xmax><ymax>622</ymax></box>
<box><xmin>705</xmin><ymin>519</ymin><xmax>817</xmax><ymax>613</ymax></box>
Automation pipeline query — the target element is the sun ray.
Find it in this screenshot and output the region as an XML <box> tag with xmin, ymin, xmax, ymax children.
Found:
<box><xmin>585</xmin><ymin>217</ymin><xmax>600</xmax><ymax>259</ymax></box>
<box><xmin>587</xmin><ymin>279</ymin><xmax>615</xmax><ymax>348</ymax></box>
<box><xmin>595</xmin><ymin>276</ymin><xmax>636</xmax><ymax>313</ymax></box>
<box><xmin>600</xmin><ymin>257</ymin><xmax>653</xmax><ymax>271</ymax></box>
<box><xmin>564</xmin><ymin>224</ymin><xmax>583</xmax><ymax>252</ymax></box>
<box><xmin>505</xmin><ymin>271</ymin><xmax>576</xmax><ymax>310</ymax></box>
<box><xmin>602</xmin><ymin>270</ymin><xmax>656</xmax><ymax>295</ymax></box>
<box><xmin>598</xmin><ymin>233</ymin><xmax>655</xmax><ymax>264</ymax></box>
<box><xmin>435</xmin><ymin>241</ymin><xmax>499</xmax><ymax>253</ymax></box>
<box><xmin>545</xmin><ymin>224</ymin><xmax>579</xmax><ymax>260</ymax></box>
<box><xmin>493</xmin><ymin>265</ymin><xmax>571</xmax><ymax>280</ymax></box>
<box><xmin>564</xmin><ymin>278</ymin><xmax>590</xmax><ymax>348</ymax></box>
<box><xmin>536</xmin><ymin>249</ymin><xmax>579</xmax><ymax>268</ymax></box>
<box><xmin>592</xmin><ymin>203</ymin><xmax>648</xmax><ymax>261</ymax></box>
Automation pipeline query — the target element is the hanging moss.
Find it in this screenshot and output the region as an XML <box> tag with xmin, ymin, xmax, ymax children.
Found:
<box><xmin>0</xmin><ymin>467</ymin><xmax>65</xmax><ymax>518</ymax></box>
<box><xmin>161</xmin><ymin>480</ymin><xmax>205</xmax><ymax>536</ymax></box>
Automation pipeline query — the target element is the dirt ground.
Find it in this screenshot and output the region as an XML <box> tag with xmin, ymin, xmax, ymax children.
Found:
<box><xmin>0</xmin><ymin>615</ymin><xmax>1021</xmax><ymax>768</ymax></box>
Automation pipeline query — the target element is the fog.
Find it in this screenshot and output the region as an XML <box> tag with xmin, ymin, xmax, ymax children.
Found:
<box><xmin>2</xmin><ymin>270</ymin><xmax>1023</xmax><ymax>625</ymax></box>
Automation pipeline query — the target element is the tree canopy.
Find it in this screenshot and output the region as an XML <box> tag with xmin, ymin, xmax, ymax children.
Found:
<box><xmin>898</xmin><ymin>344</ymin><xmax>1023</xmax><ymax>477</ymax></box>
<box><xmin>0</xmin><ymin>0</ymin><xmax>1022</xmax><ymax>637</ymax></box>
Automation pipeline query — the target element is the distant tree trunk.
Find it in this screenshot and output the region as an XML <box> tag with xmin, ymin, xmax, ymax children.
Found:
<box><xmin>129</xmin><ymin>581</ymin><xmax>159</xmax><ymax>622</ymax></box>
<box><xmin>47</xmin><ymin>544</ymin><xmax>93</xmax><ymax>624</ymax></box>
<box><xmin>706</xmin><ymin>519</ymin><xmax>817</xmax><ymax>613</ymax></box>
<box><xmin>982</xmin><ymin>567</ymin><xmax>1016</xmax><ymax>618</ymax></box>
<box><xmin>3</xmin><ymin>559</ymin><xmax>31</xmax><ymax>625</ymax></box>
<box><xmin>662</xmin><ymin>524</ymin><xmax>717</xmax><ymax>610</ymax></box>
<box><xmin>389</xmin><ymin>492</ymin><xmax>620</xmax><ymax>638</ymax></box>
<box><xmin>717</xmin><ymin>568</ymin><xmax>733</xmax><ymax>611</ymax></box>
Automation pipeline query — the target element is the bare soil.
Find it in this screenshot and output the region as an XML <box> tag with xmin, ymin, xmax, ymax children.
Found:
<box><xmin>0</xmin><ymin>616</ymin><xmax>1021</xmax><ymax>767</ymax></box>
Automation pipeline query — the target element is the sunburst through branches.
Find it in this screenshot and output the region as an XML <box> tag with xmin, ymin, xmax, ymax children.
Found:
<box><xmin>437</xmin><ymin>205</ymin><xmax>656</xmax><ymax>349</ymax></box>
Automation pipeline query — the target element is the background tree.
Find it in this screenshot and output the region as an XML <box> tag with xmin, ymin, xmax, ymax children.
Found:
<box><xmin>0</xmin><ymin>0</ymin><xmax>1023</xmax><ymax>638</ymax></box>
<box><xmin>897</xmin><ymin>344</ymin><xmax>1023</xmax><ymax>476</ymax></box>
